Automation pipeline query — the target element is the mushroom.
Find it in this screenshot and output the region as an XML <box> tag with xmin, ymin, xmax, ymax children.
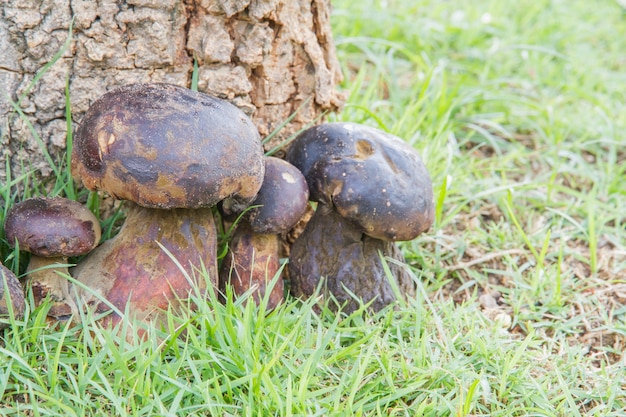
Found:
<box><xmin>219</xmin><ymin>156</ymin><xmax>309</xmax><ymax>310</ymax></box>
<box><xmin>3</xmin><ymin>197</ymin><xmax>101</xmax><ymax>321</ymax></box>
<box><xmin>285</xmin><ymin>122</ymin><xmax>434</xmax><ymax>313</ymax></box>
<box><xmin>1</xmin><ymin>263</ymin><xmax>26</xmax><ymax>328</ymax></box>
<box><xmin>70</xmin><ymin>83</ymin><xmax>265</xmax><ymax>326</ymax></box>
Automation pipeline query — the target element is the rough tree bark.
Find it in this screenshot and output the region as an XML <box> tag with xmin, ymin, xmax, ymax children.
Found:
<box><xmin>0</xmin><ymin>0</ymin><xmax>344</xmax><ymax>187</ymax></box>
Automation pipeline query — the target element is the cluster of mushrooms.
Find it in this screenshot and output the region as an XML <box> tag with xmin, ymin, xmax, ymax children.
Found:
<box><xmin>1</xmin><ymin>83</ymin><xmax>433</xmax><ymax>330</ymax></box>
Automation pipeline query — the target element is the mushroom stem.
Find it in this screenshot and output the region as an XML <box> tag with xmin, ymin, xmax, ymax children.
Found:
<box><xmin>71</xmin><ymin>202</ymin><xmax>218</xmax><ymax>326</ymax></box>
<box><xmin>219</xmin><ymin>222</ymin><xmax>284</xmax><ymax>310</ymax></box>
<box><xmin>27</xmin><ymin>256</ymin><xmax>79</xmax><ymax>320</ymax></box>
<box><xmin>288</xmin><ymin>204</ymin><xmax>416</xmax><ymax>313</ymax></box>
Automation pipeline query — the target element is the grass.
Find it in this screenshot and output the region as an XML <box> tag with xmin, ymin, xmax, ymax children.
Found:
<box><xmin>2</xmin><ymin>0</ymin><xmax>626</xmax><ymax>415</ymax></box>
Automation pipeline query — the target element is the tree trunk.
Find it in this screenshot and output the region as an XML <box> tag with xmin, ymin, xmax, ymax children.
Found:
<box><xmin>0</xmin><ymin>0</ymin><xmax>344</xmax><ymax>186</ymax></box>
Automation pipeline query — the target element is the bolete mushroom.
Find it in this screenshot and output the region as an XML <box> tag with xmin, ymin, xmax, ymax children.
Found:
<box><xmin>1</xmin><ymin>263</ymin><xmax>26</xmax><ymax>328</ymax></box>
<box><xmin>219</xmin><ymin>156</ymin><xmax>309</xmax><ymax>309</ymax></box>
<box><xmin>70</xmin><ymin>83</ymin><xmax>265</xmax><ymax>326</ymax></box>
<box><xmin>4</xmin><ymin>197</ymin><xmax>101</xmax><ymax>321</ymax></box>
<box><xmin>286</xmin><ymin>122</ymin><xmax>434</xmax><ymax>313</ymax></box>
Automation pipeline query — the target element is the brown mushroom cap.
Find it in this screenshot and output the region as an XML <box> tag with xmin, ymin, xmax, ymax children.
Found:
<box><xmin>246</xmin><ymin>157</ymin><xmax>309</xmax><ymax>234</ymax></box>
<box><xmin>286</xmin><ymin>122</ymin><xmax>434</xmax><ymax>241</ymax></box>
<box><xmin>4</xmin><ymin>197</ymin><xmax>101</xmax><ymax>257</ymax></box>
<box><xmin>72</xmin><ymin>83</ymin><xmax>265</xmax><ymax>210</ymax></box>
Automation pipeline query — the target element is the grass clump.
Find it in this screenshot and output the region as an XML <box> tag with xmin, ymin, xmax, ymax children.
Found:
<box><xmin>2</xmin><ymin>0</ymin><xmax>626</xmax><ymax>415</ymax></box>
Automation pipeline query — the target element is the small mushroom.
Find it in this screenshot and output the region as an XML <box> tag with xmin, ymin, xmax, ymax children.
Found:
<box><xmin>70</xmin><ymin>83</ymin><xmax>265</xmax><ymax>326</ymax></box>
<box><xmin>220</xmin><ymin>156</ymin><xmax>309</xmax><ymax>310</ymax></box>
<box><xmin>0</xmin><ymin>263</ymin><xmax>26</xmax><ymax>328</ymax></box>
<box><xmin>286</xmin><ymin>122</ymin><xmax>434</xmax><ymax>313</ymax></box>
<box><xmin>4</xmin><ymin>197</ymin><xmax>101</xmax><ymax>321</ymax></box>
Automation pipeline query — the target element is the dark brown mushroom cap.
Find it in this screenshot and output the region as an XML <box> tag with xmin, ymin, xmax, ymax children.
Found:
<box><xmin>4</xmin><ymin>197</ymin><xmax>101</xmax><ymax>257</ymax></box>
<box><xmin>286</xmin><ymin>122</ymin><xmax>434</xmax><ymax>241</ymax></box>
<box><xmin>72</xmin><ymin>83</ymin><xmax>265</xmax><ymax>209</ymax></box>
<box><xmin>246</xmin><ymin>157</ymin><xmax>310</xmax><ymax>234</ymax></box>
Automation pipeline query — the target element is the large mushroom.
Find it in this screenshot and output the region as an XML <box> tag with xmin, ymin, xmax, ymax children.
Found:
<box><xmin>219</xmin><ymin>156</ymin><xmax>309</xmax><ymax>309</ymax></box>
<box><xmin>286</xmin><ymin>122</ymin><xmax>434</xmax><ymax>313</ymax></box>
<box><xmin>1</xmin><ymin>262</ymin><xmax>26</xmax><ymax>328</ymax></box>
<box><xmin>4</xmin><ymin>197</ymin><xmax>101</xmax><ymax>321</ymax></box>
<box><xmin>70</xmin><ymin>83</ymin><xmax>265</xmax><ymax>326</ymax></box>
